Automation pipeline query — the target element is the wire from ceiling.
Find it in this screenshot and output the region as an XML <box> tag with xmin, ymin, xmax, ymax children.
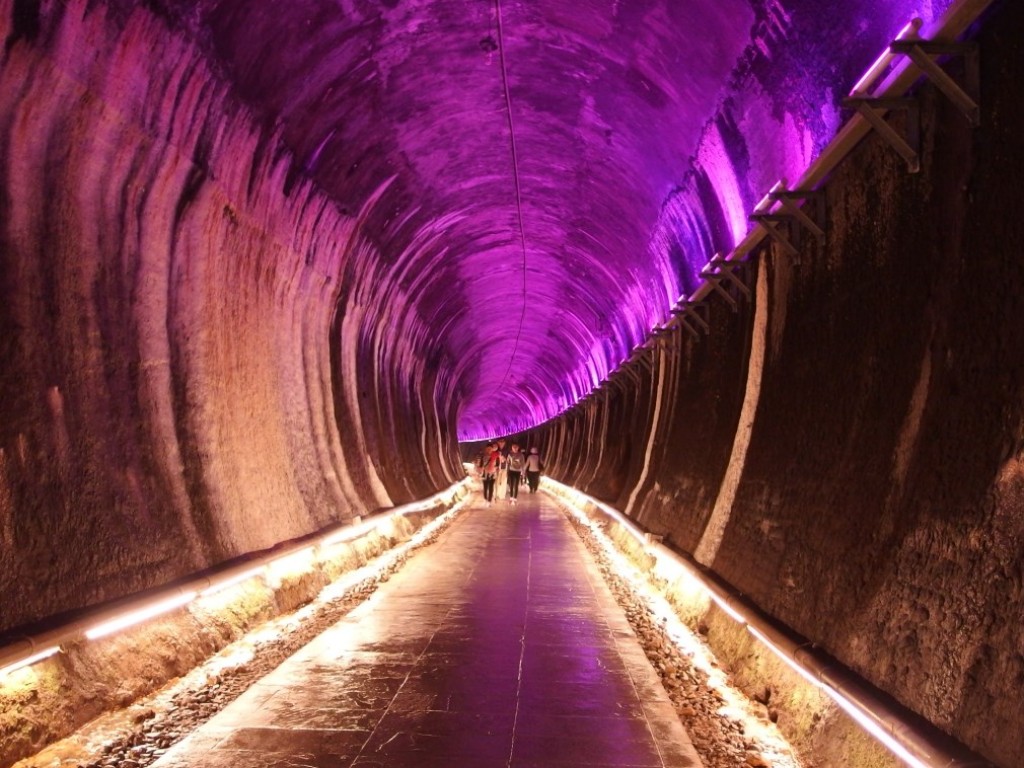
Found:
<box><xmin>485</xmin><ymin>0</ymin><xmax>529</xmax><ymax>414</ymax></box>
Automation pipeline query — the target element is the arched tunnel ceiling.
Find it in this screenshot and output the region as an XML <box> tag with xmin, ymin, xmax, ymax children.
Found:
<box><xmin>154</xmin><ymin>0</ymin><xmax>951</xmax><ymax>440</ymax></box>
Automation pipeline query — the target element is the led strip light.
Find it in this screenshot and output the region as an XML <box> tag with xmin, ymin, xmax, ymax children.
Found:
<box><xmin>0</xmin><ymin>477</ymin><xmax>472</xmax><ymax>679</ymax></box>
<box><xmin>542</xmin><ymin>479</ymin><xmax>991</xmax><ymax>768</ymax></box>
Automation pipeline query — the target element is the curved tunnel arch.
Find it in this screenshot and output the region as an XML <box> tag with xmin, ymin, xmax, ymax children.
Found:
<box><xmin>126</xmin><ymin>0</ymin><xmax>944</xmax><ymax>441</ymax></box>
<box><xmin>0</xmin><ymin>0</ymin><xmax>959</xmax><ymax>636</ymax></box>
<box><xmin>10</xmin><ymin>2</ymin><xmax>1024</xmax><ymax>766</ymax></box>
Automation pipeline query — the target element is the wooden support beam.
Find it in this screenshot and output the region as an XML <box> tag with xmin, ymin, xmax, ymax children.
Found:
<box><xmin>890</xmin><ymin>39</ymin><xmax>980</xmax><ymax>125</ymax></box>
<box><xmin>771</xmin><ymin>191</ymin><xmax>826</xmax><ymax>244</ymax></box>
<box><xmin>671</xmin><ymin>300</ymin><xmax>710</xmax><ymax>333</ymax></box>
<box><xmin>841</xmin><ymin>96</ymin><xmax>920</xmax><ymax>172</ymax></box>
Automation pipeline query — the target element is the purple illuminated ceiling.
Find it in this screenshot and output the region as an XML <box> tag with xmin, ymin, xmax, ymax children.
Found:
<box><xmin>165</xmin><ymin>0</ymin><xmax>952</xmax><ymax>440</ymax></box>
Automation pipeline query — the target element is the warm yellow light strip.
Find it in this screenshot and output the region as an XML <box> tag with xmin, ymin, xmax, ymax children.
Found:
<box><xmin>266</xmin><ymin>546</ymin><xmax>316</xmax><ymax>581</ymax></box>
<box><xmin>0</xmin><ymin>645</ymin><xmax>60</xmax><ymax>679</ymax></box>
<box><xmin>84</xmin><ymin>591</ymin><xmax>197</xmax><ymax>640</ymax></box>
<box><xmin>320</xmin><ymin>517</ymin><xmax>377</xmax><ymax>547</ymax></box>
<box><xmin>829</xmin><ymin>689</ymin><xmax>930</xmax><ymax>768</ymax></box>
<box><xmin>0</xmin><ymin>477</ymin><xmax>473</xmax><ymax>678</ymax></box>
<box><xmin>199</xmin><ymin>566</ymin><xmax>265</xmax><ymax>597</ymax></box>
<box><xmin>707</xmin><ymin>590</ymin><xmax>747</xmax><ymax>624</ymax></box>
<box><xmin>747</xmin><ymin>626</ymin><xmax>824</xmax><ymax>690</ymax></box>
<box><xmin>542</xmin><ymin>478</ymin><xmax>974</xmax><ymax>768</ymax></box>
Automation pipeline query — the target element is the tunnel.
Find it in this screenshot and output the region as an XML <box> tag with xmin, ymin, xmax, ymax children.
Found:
<box><xmin>1</xmin><ymin>0</ymin><xmax>1022</xmax><ymax>765</ymax></box>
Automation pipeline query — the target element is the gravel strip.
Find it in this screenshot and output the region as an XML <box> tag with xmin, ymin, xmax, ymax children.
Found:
<box><xmin>563</xmin><ymin>509</ymin><xmax>804</xmax><ymax>768</ymax></box>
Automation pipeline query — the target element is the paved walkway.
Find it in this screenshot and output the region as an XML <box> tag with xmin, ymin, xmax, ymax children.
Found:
<box><xmin>153</xmin><ymin>492</ymin><xmax>703</xmax><ymax>767</ymax></box>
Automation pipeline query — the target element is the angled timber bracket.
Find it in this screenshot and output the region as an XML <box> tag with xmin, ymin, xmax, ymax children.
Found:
<box><xmin>657</xmin><ymin>325</ymin><xmax>684</xmax><ymax>354</ymax></box>
<box><xmin>700</xmin><ymin>252</ymin><xmax>755</xmax><ymax>311</ymax></box>
<box><xmin>889</xmin><ymin>39</ymin><xmax>980</xmax><ymax>125</ymax></box>
<box><xmin>621</xmin><ymin>363</ymin><xmax>643</xmax><ymax>388</ymax></box>
<box><xmin>637</xmin><ymin>355</ymin><xmax>654</xmax><ymax>374</ymax></box>
<box><xmin>603</xmin><ymin>376</ymin><xmax>627</xmax><ymax>397</ymax></box>
<box><xmin>749</xmin><ymin>177</ymin><xmax>828</xmax><ymax>261</ymax></box>
<box><xmin>841</xmin><ymin>95</ymin><xmax>921</xmax><ymax>172</ymax></box>
<box><xmin>669</xmin><ymin>314</ymin><xmax>701</xmax><ymax>341</ymax></box>
<box><xmin>644</xmin><ymin>327</ymin><xmax>673</xmax><ymax>351</ymax></box>
<box><xmin>767</xmin><ymin>189</ymin><xmax>826</xmax><ymax>245</ymax></box>
<box><xmin>671</xmin><ymin>299</ymin><xmax>710</xmax><ymax>338</ymax></box>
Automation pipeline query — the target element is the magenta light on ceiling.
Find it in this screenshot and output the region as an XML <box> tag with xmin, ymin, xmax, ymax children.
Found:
<box><xmin>245</xmin><ymin>0</ymin><xmax>952</xmax><ymax>443</ymax></box>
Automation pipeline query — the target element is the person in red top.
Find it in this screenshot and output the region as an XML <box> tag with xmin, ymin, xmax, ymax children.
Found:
<box><xmin>477</xmin><ymin>443</ymin><xmax>500</xmax><ymax>506</ymax></box>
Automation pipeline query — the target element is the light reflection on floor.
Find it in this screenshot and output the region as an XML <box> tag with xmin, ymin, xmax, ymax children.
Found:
<box><xmin>150</xmin><ymin>493</ymin><xmax>703</xmax><ymax>767</ymax></box>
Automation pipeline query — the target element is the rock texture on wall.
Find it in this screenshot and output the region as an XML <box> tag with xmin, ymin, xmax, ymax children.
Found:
<box><xmin>131</xmin><ymin>0</ymin><xmax>955</xmax><ymax>440</ymax></box>
<box><xmin>527</xmin><ymin>4</ymin><xmax>1024</xmax><ymax>765</ymax></box>
<box><xmin>2</xmin><ymin>0</ymin><xmax>1021</xmax><ymax>765</ymax></box>
<box><xmin>0</xmin><ymin>0</ymin><xmax>947</xmax><ymax>640</ymax></box>
<box><xmin>0</xmin><ymin>0</ymin><xmax>460</xmax><ymax>637</ymax></box>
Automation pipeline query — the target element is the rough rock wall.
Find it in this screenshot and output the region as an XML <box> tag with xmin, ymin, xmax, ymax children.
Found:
<box><xmin>0</xmin><ymin>0</ymin><xmax>459</xmax><ymax>636</ymax></box>
<box><xmin>528</xmin><ymin>5</ymin><xmax>1024</xmax><ymax>765</ymax></box>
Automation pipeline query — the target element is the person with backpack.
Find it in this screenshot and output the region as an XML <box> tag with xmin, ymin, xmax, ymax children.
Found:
<box><xmin>525</xmin><ymin>446</ymin><xmax>543</xmax><ymax>493</ymax></box>
<box><xmin>506</xmin><ymin>443</ymin><xmax>527</xmax><ymax>504</ymax></box>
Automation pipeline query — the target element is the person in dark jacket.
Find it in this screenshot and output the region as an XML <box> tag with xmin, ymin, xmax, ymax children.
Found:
<box><xmin>525</xmin><ymin>446</ymin><xmax>543</xmax><ymax>493</ymax></box>
<box><xmin>506</xmin><ymin>443</ymin><xmax>526</xmax><ymax>504</ymax></box>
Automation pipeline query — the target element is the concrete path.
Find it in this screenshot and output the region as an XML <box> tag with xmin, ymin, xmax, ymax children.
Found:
<box><xmin>152</xmin><ymin>492</ymin><xmax>703</xmax><ymax>767</ymax></box>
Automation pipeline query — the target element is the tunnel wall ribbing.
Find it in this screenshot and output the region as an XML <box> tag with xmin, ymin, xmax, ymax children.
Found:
<box><xmin>0</xmin><ymin>0</ymin><xmax>458</xmax><ymax>636</ymax></box>
<box><xmin>529</xmin><ymin>6</ymin><xmax>1024</xmax><ymax>766</ymax></box>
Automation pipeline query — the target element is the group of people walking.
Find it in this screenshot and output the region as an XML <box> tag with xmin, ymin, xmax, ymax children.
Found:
<box><xmin>475</xmin><ymin>439</ymin><xmax>543</xmax><ymax>506</ymax></box>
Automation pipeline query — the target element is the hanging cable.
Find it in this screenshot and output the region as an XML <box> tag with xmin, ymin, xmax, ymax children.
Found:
<box><xmin>487</xmin><ymin>0</ymin><xmax>529</xmax><ymax>404</ymax></box>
